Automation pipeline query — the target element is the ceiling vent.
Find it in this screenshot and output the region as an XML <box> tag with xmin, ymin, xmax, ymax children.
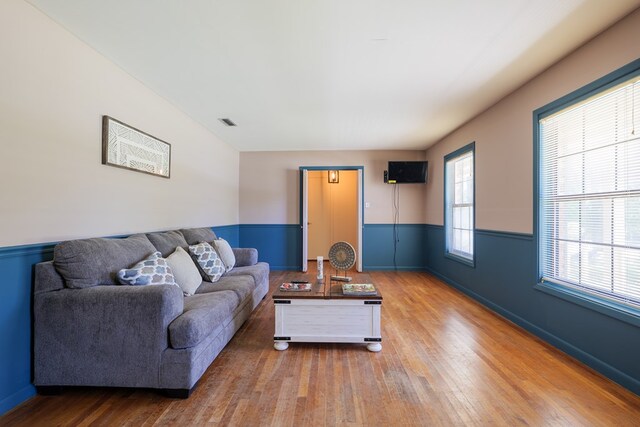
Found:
<box><xmin>219</xmin><ymin>118</ymin><xmax>237</xmax><ymax>127</ymax></box>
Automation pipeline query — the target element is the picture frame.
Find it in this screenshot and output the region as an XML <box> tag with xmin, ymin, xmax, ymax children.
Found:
<box><xmin>102</xmin><ymin>116</ymin><xmax>171</xmax><ymax>178</ymax></box>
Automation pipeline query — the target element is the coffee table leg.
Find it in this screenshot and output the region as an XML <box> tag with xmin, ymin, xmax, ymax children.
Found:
<box><xmin>367</xmin><ymin>343</ymin><xmax>382</xmax><ymax>352</ymax></box>
<box><xmin>274</xmin><ymin>341</ymin><xmax>289</xmax><ymax>351</ymax></box>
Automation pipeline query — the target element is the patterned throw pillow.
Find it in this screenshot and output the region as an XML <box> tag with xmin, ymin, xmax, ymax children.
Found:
<box><xmin>117</xmin><ymin>251</ymin><xmax>177</xmax><ymax>286</ymax></box>
<box><xmin>188</xmin><ymin>242</ymin><xmax>225</xmax><ymax>283</ymax></box>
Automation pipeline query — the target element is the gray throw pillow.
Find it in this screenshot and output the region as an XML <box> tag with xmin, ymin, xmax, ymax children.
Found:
<box><xmin>213</xmin><ymin>238</ymin><xmax>235</xmax><ymax>272</ymax></box>
<box><xmin>188</xmin><ymin>242</ymin><xmax>225</xmax><ymax>282</ymax></box>
<box><xmin>167</xmin><ymin>247</ymin><xmax>203</xmax><ymax>296</ymax></box>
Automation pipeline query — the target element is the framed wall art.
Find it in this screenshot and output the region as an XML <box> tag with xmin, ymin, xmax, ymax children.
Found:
<box><xmin>102</xmin><ymin>116</ymin><xmax>171</xmax><ymax>178</ymax></box>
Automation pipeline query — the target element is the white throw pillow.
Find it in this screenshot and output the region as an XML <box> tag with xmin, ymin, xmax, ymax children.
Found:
<box><xmin>166</xmin><ymin>247</ymin><xmax>203</xmax><ymax>296</ymax></box>
<box><xmin>213</xmin><ymin>238</ymin><xmax>235</xmax><ymax>272</ymax></box>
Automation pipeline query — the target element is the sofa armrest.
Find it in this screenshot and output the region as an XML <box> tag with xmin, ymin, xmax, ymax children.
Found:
<box><xmin>232</xmin><ymin>248</ymin><xmax>258</xmax><ymax>267</ymax></box>
<box><xmin>34</xmin><ymin>284</ymin><xmax>184</xmax><ymax>388</ymax></box>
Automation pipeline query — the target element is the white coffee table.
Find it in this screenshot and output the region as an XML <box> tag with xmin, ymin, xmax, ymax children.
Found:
<box><xmin>272</xmin><ymin>276</ymin><xmax>382</xmax><ymax>352</ymax></box>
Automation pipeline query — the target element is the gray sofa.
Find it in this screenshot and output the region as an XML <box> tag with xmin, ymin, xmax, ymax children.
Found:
<box><xmin>33</xmin><ymin>227</ymin><xmax>269</xmax><ymax>397</ymax></box>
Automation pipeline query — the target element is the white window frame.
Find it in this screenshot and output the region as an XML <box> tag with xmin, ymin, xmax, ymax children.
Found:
<box><xmin>535</xmin><ymin>60</ymin><xmax>640</xmax><ymax>318</ymax></box>
<box><xmin>445</xmin><ymin>142</ymin><xmax>475</xmax><ymax>266</ymax></box>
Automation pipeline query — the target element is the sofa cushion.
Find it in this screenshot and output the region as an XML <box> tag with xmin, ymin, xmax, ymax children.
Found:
<box><xmin>212</xmin><ymin>238</ymin><xmax>235</xmax><ymax>272</ymax></box>
<box><xmin>169</xmin><ymin>290</ymin><xmax>238</xmax><ymax>349</ymax></box>
<box><xmin>117</xmin><ymin>251</ymin><xmax>177</xmax><ymax>286</ymax></box>
<box><xmin>146</xmin><ymin>230</ymin><xmax>189</xmax><ymax>257</ymax></box>
<box><xmin>223</xmin><ymin>263</ymin><xmax>269</xmax><ymax>289</ymax></box>
<box><xmin>166</xmin><ymin>247</ymin><xmax>202</xmax><ymax>296</ymax></box>
<box><xmin>196</xmin><ymin>275</ymin><xmax>255</xmax><ymax>301</ymax></box>
<box><xmin>232</xmin><ymin>248</ymin><xmax>258</xmax><ymax>267</ymax></box>
<box><xmin>189</xmin><ymin>242</ymin><xmax>225</xmax><ymax>282</ymax></box>
<box><xmin>54</xmin><ymin>234</ymin><xmax>157</xmax><ymax>289</ymax></box>
<box><xmin>180</xmin><ymin>227</ymin><xmax>217</xmax><ymax>245</ymax></box>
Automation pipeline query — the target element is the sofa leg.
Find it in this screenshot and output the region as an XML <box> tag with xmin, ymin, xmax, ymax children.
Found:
<box><xmin>37</xmin><ymin>386</ymin><xmax>64</xmax><ymax>395</ymax></box>
<box><xmin>163</xmin><ymin>388</ymin><xmax>193</xmax><ymax>399</ymax></box>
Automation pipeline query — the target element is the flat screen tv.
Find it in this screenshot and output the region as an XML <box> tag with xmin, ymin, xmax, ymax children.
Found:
<box><xmin>387</xmin><ymin>161</ymin><xmax>427</xmax><ymax>184</ymax></box>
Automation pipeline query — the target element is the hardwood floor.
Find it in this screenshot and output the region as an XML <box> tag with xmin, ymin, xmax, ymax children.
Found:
<box><xmin>2</xmin><ymin>270</ymin><xmax>640</xmax><ymax>426</ymax></box>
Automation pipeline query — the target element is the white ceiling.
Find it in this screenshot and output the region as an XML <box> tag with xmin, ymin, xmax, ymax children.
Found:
<box><xmin>27</xmin><ymin>0</ymin><xmax>640</xmax><ymax>151</ymax></box>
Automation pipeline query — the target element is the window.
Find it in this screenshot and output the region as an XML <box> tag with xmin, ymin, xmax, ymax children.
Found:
<box><xmin>445</xmin><ymin>142</ymin><xmax>475</xmax><ymax>265</ymax></box>
<box><xmin>538</xmin><ymin>68</ymin><xmax>640</xmax><ymax>309</ymax></box>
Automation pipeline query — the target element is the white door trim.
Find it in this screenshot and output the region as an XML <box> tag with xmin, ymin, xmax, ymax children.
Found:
<box><xmin>357</xmin><ymin>169</ymin><xmax>363</xmax><ymax>272</ymax></box>
<box><xmin>302</xmin><ymin>169</ymin><xmax>308</xmax><ymax>272</ymax></box>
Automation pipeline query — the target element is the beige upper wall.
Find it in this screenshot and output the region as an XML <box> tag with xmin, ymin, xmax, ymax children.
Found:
<box><xmin>239</xmin><ymin>150</ymin><xmax>426</xmax><ymax>224</ymax></box>
<box><xmin>0</xmin><ymin>0</ymin><xmax>239</xmax><ymax>247</ymax></box>
<box><xmin>425</xmin><ymin>8</ymin><xmax>640</xmax><ymax>234</ymax></box>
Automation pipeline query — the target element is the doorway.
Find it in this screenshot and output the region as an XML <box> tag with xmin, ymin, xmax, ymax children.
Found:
<box><xmin>300</xmin><ymin>167</ymin><xmax>363</xmax><ymax>272</ymax></box>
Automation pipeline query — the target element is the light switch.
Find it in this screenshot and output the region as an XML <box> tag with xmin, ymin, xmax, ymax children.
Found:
<box><xmin>365</xmin><ymin>202</ymin><xmax>371</xmax><ymax>208</ymax></box>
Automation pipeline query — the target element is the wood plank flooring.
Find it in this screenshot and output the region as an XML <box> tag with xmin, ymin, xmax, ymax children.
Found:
<box><xmin>2</xmin><ymin>270</ymin><xmax>640</xmax><ymax>426</ymax></box>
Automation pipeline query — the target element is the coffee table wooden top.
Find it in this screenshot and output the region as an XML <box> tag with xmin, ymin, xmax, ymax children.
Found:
<box><xmin>273</xmin><ymin>273</ymin><xmax>382</xmax><ymax>300</ymax></box>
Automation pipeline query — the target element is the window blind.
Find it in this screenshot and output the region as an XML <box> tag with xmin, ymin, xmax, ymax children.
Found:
<box><xmin>446</xmin><ymin>149</ymin><xmax>474</xmax><ymax>260</ymax></box>
<box><xmin>539</xmin><ymin>76</ymin><xmax>640</xmax><ymax>307</ymax></box>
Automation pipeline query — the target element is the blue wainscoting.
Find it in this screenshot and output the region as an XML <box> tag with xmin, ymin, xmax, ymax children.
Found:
<box><xmin>238</xmin><ymin>224</ymin><xmax>301</xmax><ymax>270</ymax></box>
<box><xmin>4</xmin><ymin>222</ymin><xmax>636</xmax><ymax>416</ymax></box>
<box><xmin>363</xmin><ymin>224</ymin><xmax>426</xmax><ymax>270</ymax></box>
<box><xmin>0</xmin><ymin>243</ymin><xmax>54</xmax><ymax>416</ymax></box>
<box><xmin>212</xmin><ymin>225</ymin><xmax>240</xmax><ymax>247</ymax></box>
<box><xmin>424</xmin><ymin>224</ymin><xmax>640</xmax><ymax>395</ymax></box>
<box><xmin>237</xmin><ymin>223</ymin><xmax>427</xmax><ymax>271</ymax></box>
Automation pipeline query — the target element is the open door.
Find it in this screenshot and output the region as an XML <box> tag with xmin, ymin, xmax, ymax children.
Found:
<box><xmin>301</xmin><ymin>169</ymin><xmax>308</xmax><ymax>272</ymax></box>
<box><xmin>301</xmin><ymin>167</ymin><xmax>363</xmax><ymax>272</ymax></box>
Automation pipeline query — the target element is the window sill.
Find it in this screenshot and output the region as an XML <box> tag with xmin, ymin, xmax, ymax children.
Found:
<box><xmin>534</xmin><ymin>281</ymin><xmax>640</xmax><ymax>328</ymax></box>
<box><xmin>444</xmin><ymin>252</ymin><xmax>475</xmax><ymax>268</ymax></box>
